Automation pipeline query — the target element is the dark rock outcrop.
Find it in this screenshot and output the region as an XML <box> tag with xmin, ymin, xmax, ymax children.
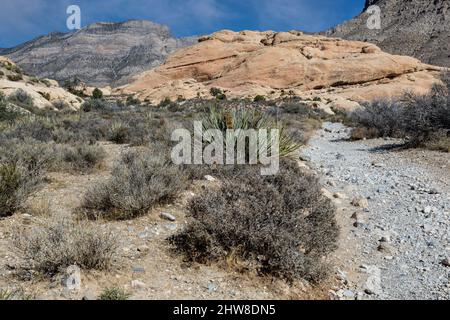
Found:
<box><xmin>0</xmin><ymin>20</ymin><xmax>198</xmax><ymax>86</ymax></box>
<box><xmin>327</xmin><ymin>0</ymin><xmax>450</xmax><ymax>67</ymax></box>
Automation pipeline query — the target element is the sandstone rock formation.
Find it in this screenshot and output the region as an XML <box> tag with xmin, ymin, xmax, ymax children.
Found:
<box><xmin>0</xmin><ymin>56</ymin><xmax>83</xmax><ymax>110</ymax></box>
<box><xmin>327</xmin><ymin>0</ymin><xmax>450</xmax><ymax>68</ymax></box>
<box><xmin>117</xmin><ymin>30</ymin><xmax>442</xmax><ymax>111</ymax></box>
<box><xmin>0</xmin><ymin>20</ymin><xmax>198</xmax><ymax>87</ymax></box>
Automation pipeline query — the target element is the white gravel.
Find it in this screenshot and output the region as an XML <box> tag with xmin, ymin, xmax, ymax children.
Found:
<box><xmin>302</xmin><ymin>122</ymin><xmax>450</xmax><ymax>300</ymax></box>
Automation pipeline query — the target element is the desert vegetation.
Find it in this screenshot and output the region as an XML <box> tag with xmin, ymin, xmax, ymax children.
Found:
<box><xmin>170</xmin><ymin>160</ymin><xmax>338</xmax><ymax>283</ymax></box>
<box><xmin>350</xmin><ymin>72</ymin><xmax>450</xmax><ymax>152</ymax></box>
<box><xmin>0</xmin><ymin>90</ymin><xmax>343</xmax><ymax>299</ymax></box>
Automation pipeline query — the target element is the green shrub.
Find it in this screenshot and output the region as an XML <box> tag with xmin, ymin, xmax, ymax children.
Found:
<box><xmin>13</xmin><ymin>216</ymin><xmax>118</xmax><ymax>276</ymax></box>
<box><xmin>99</xmin><ymin>287</ymin><xmax>130</xmax><ymax>300</ymax></box>
<box><xmin>7</xmin><ymin>74</ymin><xmax>23</xmax><ymax>81</ymax></box>
<box><xmin>253</xmin><ymin>95</ymin><xmax>266</xmax><ymax>103</ymax></box>
<box><xmin>158</xmin><ymin>97</ymin><xmax>173</xmax><ymax>108</ymax></box>
<box><xmin>169</xmin><ymin>161</ymin><xmax>338</xmax><ymax>282</ymax></box>
<box><xmin>82</xmin><ymin>150</ymin><xmax>188</xmax><ymax>220</ymax></box>
<box><xmin>210</xmin><ymin>87</ymin><xmax>223</xmax><ymax>97</ymax></box>
<box><xmin>92</xmin><ymin>88</ymin><xmax>103</xmax><ymax>100</ymax></box>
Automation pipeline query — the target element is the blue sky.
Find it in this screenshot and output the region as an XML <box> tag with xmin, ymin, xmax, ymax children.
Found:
<box><xmin>0</xmin><ymin>0</ymin><xmax>365</xmax><ymax>48</ymax></box>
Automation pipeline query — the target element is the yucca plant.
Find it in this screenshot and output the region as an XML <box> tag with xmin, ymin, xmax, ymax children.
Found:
<box><xmin>198</xmin><ymin>105</ymin><xmax>301</xmax><ymax>162</ymax></box>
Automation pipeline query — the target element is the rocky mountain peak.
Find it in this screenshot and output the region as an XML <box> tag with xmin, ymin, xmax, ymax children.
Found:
<box><xmin>0</xmin><ymin>20</ymin><xmax>197</xmax><ymax>86</ymax></box>
<box><xmin>327</xmin><ymin>0</ymin><xmax>450</xmax><ymax>67</ymax></box>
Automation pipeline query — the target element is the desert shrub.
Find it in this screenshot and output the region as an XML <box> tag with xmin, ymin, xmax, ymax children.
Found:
<box><xmin>107</xmin><ymin>121</ymin><xmax>130</xmax><ymax>144</ymax></box>
<box><xmin>4</xmin><ymin>119</ymin><xmax>55</xmax><ymax>142</ymax></box>
<box><xmin>55</xmin><ymin>143</ymin><xmax>106</xmax><ymax>173</ymax></box>
<box><xmin>0</xmin><ymin>140</ymin><xmax>53</xmax><ymax>217</ymax></box>
<box><xmin>92</xmin><ymin>88</ymin><xmax>103</xmax><ymax>100</ymax></box>
<box><xmin>82</xmin><ymin>99</ymin><xmax>118</xmax><ymax>113</ymax></box>
<box><xmin>210</xmin><ymin>87</ymin><xmax>223</xmax><ymax>97</ymax></box>
<box><xmin>0</xmin><ymin>92</ymin><xmax>21</xmax><ymax>122</ymax></box>
<box><xmin>350</xmin><ymin>72</ymin><xmax>450</xmax><ymax>151</ymax></box>
<box><xmin>7</xmin><ymin>74</ymin><xmax>23</xmax><ymax>81</ymax></box>
<box><xmin>169</xmin><ymin>161</ymin><xmax>338</xmax><ymax>282</ymax></box>
<box><xmin>350</xmin><ymin>99</ymin><xmax>405</xmax><ymax>138</ymax></box>
<box><xmin>158</xmin><ymin>97</ymin><xmax>173</xmax><ymax>108</ymax></box>
<box><xmin>54</xmin><ymin>117</ymin><xmax>109</xmax><ymax>143</ymax></box>
<box><xmin>99</xmin><ymin>287</ymin><xmax>130</xmax><ymax>300</ymax></box>
<box><xmin>29</xmin><ymin>76</ymin><xmax>40</xmax><ymax>83</ymax></box>
<box><xmin>200</xmin><ymin>106</ymin><xmax>301</xmax><ymax>160</ymax></box>
<box><xmin>126</xmin><ymin>96</ymin><xmax>140</xmax><ymax>106</ymax></box>
<box><xmin>82</xmin><ymin>150</ymin><xmax>188</xmax><ymax>220</ymax></box>
<box><xmin>13</xmin><ymin>216</ymin><xmax>118</xmax><ymax>276</ymax></box>
<box><xmin>253</xmin><ymin>95</ymin><xmax>266</xmax><ymax>103</ymax></box>
<box><xmin>8</xmin><ymin>89</ymin><xmax>34</xmax><ymax>108</ymax></box>
<box><xmin>52</xmin><ymin>100</ymin><xmax>69</xmax><ymax>110</ymax></box>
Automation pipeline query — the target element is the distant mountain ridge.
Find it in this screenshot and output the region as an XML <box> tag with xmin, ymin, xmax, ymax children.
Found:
<box><xmin>0</xmin><ymin>20</ymin><xmax>198</xmax><ymax>86</ymax></box>
<box><xmin>327</xmin><ymin>0</ymin><xmax>450</xmax><ymax>67</ymax></box>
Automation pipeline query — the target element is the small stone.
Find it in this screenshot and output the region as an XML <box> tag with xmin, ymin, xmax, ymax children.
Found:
<box><xmin>422</xmin><ymin>206</ymin><xmax>433</xmax><ymax>215</ymax></box>
<box><xmin>351</xmin><ymin>197</ymin><xmax>369</xmax><ymax>209</ymax></box>
<box><xmin>371</xmin><ymin>161</ymin><xmax>384</xmax><ymax>168</ymax></box>
<box><xmin>342</xmin><ymin>290</ymin><xmax>355</xmax><ymax>298</ymax></box>
<box><xmin>207</xmin><ymin>283</ymin><xmax>218</xmax><ymax>293</ymax></box>
<box><xmin>137</xmin><ymin>245</ymin><xmax>150</xmax><ymax>254</ymax></box>
<box><xmin>422</xmin><ymin>224</ymin><xmax>433</xmax><ymax>233</ymax></box>
<box><xmin>299</xmin><ymin>155</ymin><xmax>311</xmax><ymax>162</ymax></box>
<box><xmin>204</xmin><ymin>175</ymin><xmax>216</xmax><ymax>182</ymax></box>
<box><xmin>441</xmin><ymin>258</ymin><xmax>450</xmax><ymax>267</ymax></box>
<box><xmin>377</xmin><ymin>243</ymin><xmax>392</xmax><ymax>254</ymax></box>
<box><xmin>160</xmin><ymin>212</ymin><xmax>176</xmax><ymax>222</ymax></box>
<box><xmin>379</xmin><ymin>236</ymin><xmax>390</xmax><ymax>243</ymax></box>
<box><xmin>333</xmin><ymin>192</ymin><xmax>346</xmax><ymax>199</ymax></box>
<box><xmin>131</xmin><ymin>280</ymin><xmax>146</xmax><ymax>289</ymax></box>
<box><xmin>321</xmin><ymin>188</ymin><xmax>334</xmax><ymax>200</ymax></box>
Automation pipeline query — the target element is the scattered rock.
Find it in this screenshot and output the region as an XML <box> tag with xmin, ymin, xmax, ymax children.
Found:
<box><xmin>441</xmin><ymin>258</ymin><xmax>450</xmax><ymax>267</ymax></box>
<box><xmin>204</xmin><ymin>175</ymin><xmax>217</xmax><ymax>182</ymax></box>
<box><xmin>160</xmin><ymin>212</ymin><xmax>176</xmax><ymax>222</ymax></box>
<box><xmin>333</xmin><ymin>192</ymin><xmax>346</xmax><ymax>199</ymax></box>
<box><xmin>131</xmin><ymin>280</ymin><xmax>146</xmax><ymax>290</ymax></box>
<box><xmin>377</xmin><ymin>243</ymin><xmax>393</xmax><ymax>254</ymax></box>
<box><xmin>207</xmin><ymin>283</ymin><xmax>218</xmax><ymax>293</ymax></box>
<box><xmin>363</xmin><ymin>266</ymin><xmax>382</xmax><ymax>295</ymax></box>
<box><xmin>351</xmin><ymin>197</ymin><xmax>369</xmax><ymax>209</ymax></box>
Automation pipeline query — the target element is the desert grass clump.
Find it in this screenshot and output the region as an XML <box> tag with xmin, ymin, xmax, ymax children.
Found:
<box><xmin>169</xmin><ymin>160</ymin><xmax>339</xmax><ymax>283</ymax></box>
<box><xmin>99</xmin><ymin>287</ymin><xmax>131</xmax><ymax>300</ymax></box>
<box><xmin>82</xmin><ymin>150</ymin><xmax>188</xmax><ymax>220</ymax></box>
<box><xmin>13</xmin><ymin>216</ymin><xmax>118</xmax><ymax>276</ymax></box>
